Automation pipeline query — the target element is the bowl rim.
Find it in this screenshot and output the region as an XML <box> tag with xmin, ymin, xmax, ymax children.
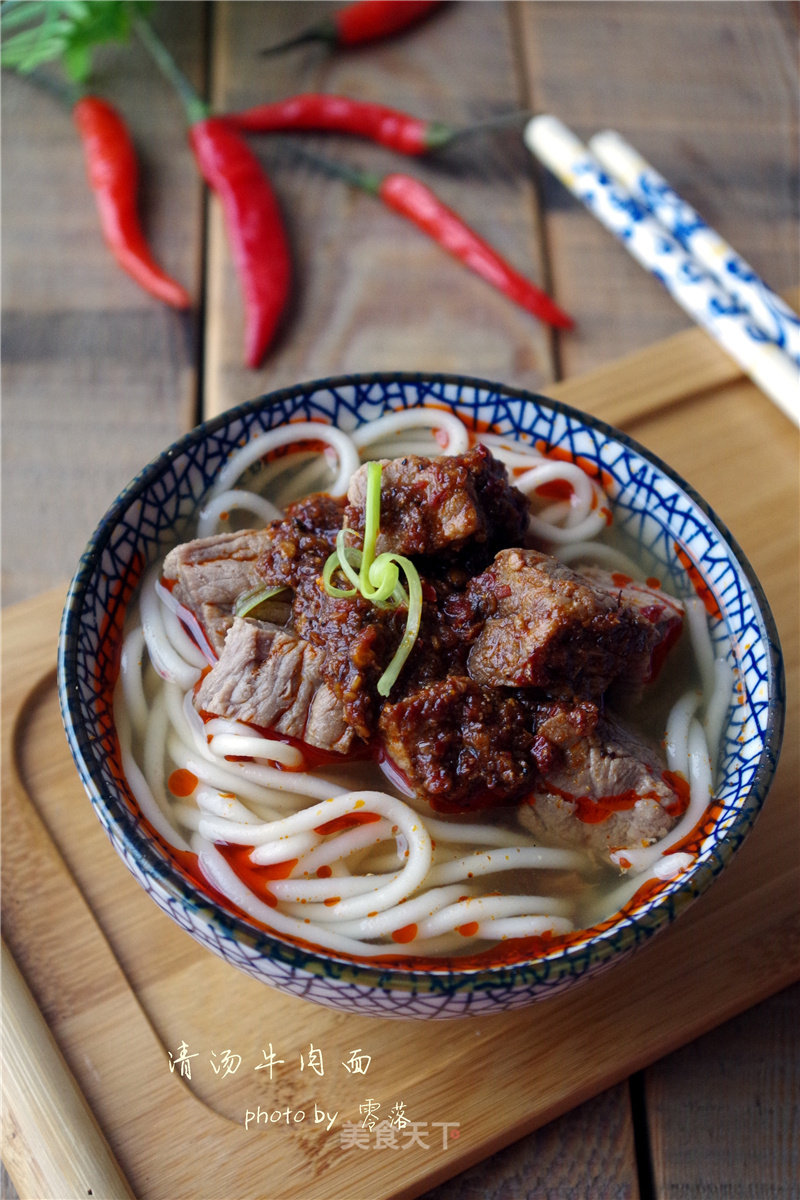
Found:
<box><xmin>58</xmin><ymin>370</ymin><xmax>786</xmax><ymax>994</ymax></box>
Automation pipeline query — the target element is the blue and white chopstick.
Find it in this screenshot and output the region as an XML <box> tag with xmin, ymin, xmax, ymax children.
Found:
<box><xmin>588</xmin><ymin>128</ymin><xmax>800</xmax><ymax>367</ymax></box>
<box><xmin>524</xmin><ymin>115</ymin><xmax>799</xmax><ymax>426</ymax></box>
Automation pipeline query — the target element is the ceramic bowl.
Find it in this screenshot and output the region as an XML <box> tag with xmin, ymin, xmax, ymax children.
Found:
<box><xmin>58</xmin><ymin>373</ymin><xmax>784</xmax><ymax>1018</ymax></box>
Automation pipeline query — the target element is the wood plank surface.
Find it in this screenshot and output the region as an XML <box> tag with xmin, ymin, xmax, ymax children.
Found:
<box><xmin>0</xmin><ymin>5</ymin><xmax>206</xmax><ymax>606</ymax></box>
<box><xmin>202</xmin><ymin>0</ymin><xmax>557</xmax><ymax>416</ymax></box>
<box><xmin>519</xmin><ymin>0</ymin><xmax>800</xmax><ymax>378</ymax></box>
<box><xmin>646</xmin><ymin>982</ymin><xmax>799</xmax><ymax>1197</ymax></box>
<box><xmin>2</xmin><ymin>3</ymin><xmax>798</xmax><ymax>1198</ymax></box>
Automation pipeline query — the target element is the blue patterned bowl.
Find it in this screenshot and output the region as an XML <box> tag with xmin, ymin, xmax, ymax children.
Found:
<box><xmin>58</xmin><ymin>374</ymin><xmax>784</xmax><ymax>1018</ymax></box>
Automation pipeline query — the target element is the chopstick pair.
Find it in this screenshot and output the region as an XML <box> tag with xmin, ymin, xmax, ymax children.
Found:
<box><xmin>524</xmin><ymin>115</ymin><xmax>800</xmax><ymax>426</ymax></box>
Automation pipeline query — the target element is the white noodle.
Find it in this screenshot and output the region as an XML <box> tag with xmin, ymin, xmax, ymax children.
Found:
<box><xmin>423</xmin><ymin>817</ymin><xmax>535</xmax><ymax>847</ymax></box>
<box><xmin>415</xmin><ymin>894</ymin><xmax>573</xmax><ymax>940</ymax></box>
<box><xmin>527</xmin><ymin>505</ymin><xmax>609</xmax><ymax>545</ymax></box>
<box><xmin>197</xmin><ymin>488</ymin><xmax>282</xmax><ymax>538</ymax></box>
<box><xmin>142</xmin><ymin>687</ymin><xmax>170</xmax><ymax>817</ymax></box>
<box><xmin>113</xmin><ymin>692</ymin><xmax>191</xmax><ymax>852</ymax></box>
<box><xmin>208</xmin><ymin>731</ymin><xmax>304</xmax><ymax>770</ymax></box>
<box><xmin>664</xmin><ymin>689</ymin><xmax>700</xmax><ymax>777</ymax></box>
<box><xmin>289</xmin><ymin>819</ymin><xmax>395</xmax><ymax>875</ymax></box>
<box><xmin>140</xmin><ymin>569</ymin><xmax>202</xmax><ymax>688</ymax></box>
<box><xmin>425</xmin><ymin>846</ymin><xmax>586</xmax><ymax>886</ymax></box>
<box><xmin>475</xmin><ymin>435</ymin><xmax>548</xmax><ymax>465</ymax></box>
<box><xmin>474</xmin><ymin>915</ymin><xmax>574</xmax><ymax>939</ymax></box>
<box><xmin>118</xmin><ymin>626</ymin><xmax>148</xmax><ymax>736</ymax></box>
<box><xmin>684</xmin><ymin>597</ymin><xmax>717</xmax><ymax>701</ymax></box>
<box><xmin>704</xmin><ymin>656</ymin><xmax>736</xmax><ymax>772</ymax></box>
<box><xmin>557</xmin><ymin>540</ymin><xmax>643</xmax><ymax>575</ymax></box>
<box><xmin>513</xmin><ymin>461</ymin><xmax>597</xmax><ymax>514</ymax></box>
<box><xmin>325</xmin><ymin>885</ymin><xmax>472</xmax><ymax>938</ymax></box>
<box><xmin>208</xmin><ymin>423</ymin><xmax>360</xmax><ymax>499</ymax></box>
<box><xmin>351</xmin><ymin>408</ymin><xmax>470</xmax><ymax>455</ymax></box>
<box><xmin>195</xmin><ymin>786</ymin><xmax>273</xmax><ymax>825</ymax></box>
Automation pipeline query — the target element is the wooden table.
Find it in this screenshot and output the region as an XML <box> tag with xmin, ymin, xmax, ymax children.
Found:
<box><xmin>2</xmin><ymin>3</ymin><xmax>798</xmax><ymax>1197</ymax></box>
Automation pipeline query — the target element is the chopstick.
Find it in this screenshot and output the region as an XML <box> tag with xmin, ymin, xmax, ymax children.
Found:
<box><xmin>588</xmin><ymin>129</ymin><xmax>800</xmax><ymax>368</ymax></box>
<box><xmin>2</xmin><ymin>940</ymin><xmax>137</xmax><ymax>1199</ymax></box>
<box><xmin>524</xmin><ymin>115</ymin><xmax>800</xmax><ymax>426</ymax></box>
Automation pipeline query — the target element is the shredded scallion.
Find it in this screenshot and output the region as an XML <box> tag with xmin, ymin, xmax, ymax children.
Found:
<box><xmin>321</xmin><ymin>461</ymin><xmax>422</xmax><ymax>696</ymax></box>
<box><xmin>375</xmin><ymin>554</ymin><xmax>423</xmax><ymax>697</ymax></box>
<box><xmin>234</xmin><ymin>584</ymin><xmax>289</xmax><ymax>618</ymax></box>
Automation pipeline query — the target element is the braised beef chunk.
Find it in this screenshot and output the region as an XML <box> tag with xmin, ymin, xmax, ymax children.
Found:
<box><xmin>284</xmin><ymin>492</ymin><xmax>347</xmax><ymax>535</ymax></box>
<box><xmin>519</xmin><ymin>710</ymin><xmax>683</xmax><ymax>856</ymax></box>
<box><xmin>194</xmin><ymin>617</ymin><xmax>355</xmax><ymax>753</ymax></box>
<box><xmin>378</xmin><ymin>677</ymin><xmax>540</xmax><ymax>811</ymax></box>
<box><xmin>466</xmin><ymin>549</ymin><xmax>669</xmax><ymax>698</ymax></box>
<box><xmin>344</xmin><ymin>443</ymin><xmax>529</xmax><ymax>563</ymax></box>
<box><xmin>577</xmin><ymin>566</ymin><xmax>684</xmax><ymax>687</ymax></box>
<box><xmin>529</xmin><ymin>697</ymin><xmax>601</xmax><ymax>776</ymax></box>
<box><xmin>292</xmin><ymin>574</ymin><xmax>405</xmax><ymax>741</ymax></box>
<box><xmin>163</xmin><ymin>528</ymin><xmax>275</xmax><ymax>651</ymax></box>
<box><xmin>291</xmin><ymin>568</ymin><xmax>474</xmax><ymax>739</ymax></box>
<box><xmin>379</xmin><ymin>679</ymin><xmax>601</xmax><ymax>812</ymax></box>
<box><xmin>256</xmin><ymin>494</ymin><xmax>344</xmax><ymax>592</ymax></box>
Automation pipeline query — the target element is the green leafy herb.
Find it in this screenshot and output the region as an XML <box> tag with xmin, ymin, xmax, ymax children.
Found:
<box><xmin>322</xmin><ymin>461</ymin><xmax>423</xmax><ymax>697</ymax></box>
<box><xmin>1</xmin><ymin>0</ymin><xmax>152</xmax><ymax>83</ymax></box>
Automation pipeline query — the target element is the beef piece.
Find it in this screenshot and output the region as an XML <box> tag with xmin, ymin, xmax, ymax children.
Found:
<box><xmin>378</xmin><ymin>676</ymin><xmax>539</xmax><ymax>811</ymax></box>
<box><xmin>194</xmin><ymin>617</ymin><xmax>355</xmax><ymax>754</ymax></box>
<box><xmin>291</xmin><ymin>564</ymin><xmax>474</xmax><ymax>739</ymax></box>
<box><xmin>577</xmin><ymin>566</ymin><xmax>684</xmax><ymax>688</ymax></box>
<box><xmin>466</xmin><ymin>549</ymin><xmax>666</xmax><ymax>698</ymax></box>
<box><xmin>529</xmin><ymin>697</ymin><xmax>601</xmax><ymax>776</ymax></box>
<box><xmin>379</xmin><ymin>677</ymin><xmax>600</xmax><ymax>813</ymax></box>
<box><xmin>162</xmin><ymin>505</ymin><xmax>342</xmax><ymax>653</ymax></box>
<box><xmin>284</xmin><ymin>492</ymin><xmax>346</xmax><ymax>535</ymax></box>
<box><xmin>256</xmin><ymin>494</ymin><xmax>344</xmax><ymax>592</ymax></box>
<box><xmin>344</xmin><ymin>444</ymin><xmax>529</xmax><ymax>564</ymax></box>
<box><xmin>163</xmin><ymin>528</ymin><xmax>275</xmax><ymax>651</ymax></box>
<box><xmin>519</xmin><ymin>711</ymin><xmax>683</xmax><ymax>858</ymax></box>
<box><xmin>292</xmin><ymin>573</ymin><xmax>405</xmax><ymax>741</ymax></box>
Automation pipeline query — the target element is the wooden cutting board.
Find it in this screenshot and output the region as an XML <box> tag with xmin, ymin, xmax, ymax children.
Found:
<box><xmin>3</xmin><ymin>322</ymin><xmax>799</xmax><ymax>1200</ymax></box>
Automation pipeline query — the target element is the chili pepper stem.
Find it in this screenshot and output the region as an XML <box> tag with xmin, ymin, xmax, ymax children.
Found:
<box><xmin>260</xmin><ymin>22</ymin><xmax>338</xmax><ymax>56</ymax></box>
<box><xmin>134</xmin><ymin>15</ymin><xmax>208</xmax><ymax>125</ymax></box>
<box><xmin>280</xmin><ymin>141</ymin><xmax>573</xmax><ymax>331</ymax></box>
<box><xmin>442</xmin><ymin>108</ymin><xmax>533</xmax><ymax>146</ymax></box>
<box><xmin>260</xmin><ymin>0</ymin><xmax>444</xmax><ymax>54</ymax></box>
<box><xmin>285</xmin><ymin>143</ymin><xmax>383</xmax><ymax>196</ymax></box>
<box><xmin>9</xmin><ymin>65</ymin><xmax>81</xmax><ymax>107</ymax></box>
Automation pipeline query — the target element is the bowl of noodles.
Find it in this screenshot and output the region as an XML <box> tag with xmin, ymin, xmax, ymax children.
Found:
<box><xmin>58</xmin><ymin>373</ymin><xmax>784</xmax><ymax>1018</ymax></box>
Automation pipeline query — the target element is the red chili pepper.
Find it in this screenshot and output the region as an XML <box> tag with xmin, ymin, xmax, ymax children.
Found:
<box><xmin>379</xmin><ymin>173</ymin><xmax>573</xmax><ymax>328</ymax></box>
<box><xmin>136</xmin><ymin>16</ymin><xmax>293</xmax><ymax>368</ymax></box>
<box><xmin>189</xmin><ymin>117</ymin><xmax>291</xmax><ymax>368</ymax></box>
<box><xmin>228</xmin><ymin>94</ymin><xmax>451</xmax><ymax>156</ymax></box>
<box><xmin>295</xmin><ymin>146</ymin><xmax>572</xmax><ymax>330</ymax></box>
<box><xmin>262</xmin><ymin>0</ymin><xmax>444</xmax><ymax>53</ymax></box>
<box><xmin>73</xmin><ymin>96</ymin><xmax>191</xmax><ymax>309</ymax></box>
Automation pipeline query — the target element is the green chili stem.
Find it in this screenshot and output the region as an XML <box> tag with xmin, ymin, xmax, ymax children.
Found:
<box><xmin>134</xmin><ymin>15</ymin><xmax>208</xmax><ymax>125</ymax></box>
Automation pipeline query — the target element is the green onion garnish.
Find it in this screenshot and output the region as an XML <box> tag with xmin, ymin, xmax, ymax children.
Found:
<box><xmin>322</xmin><ymin>461</ymin><xmax>422</xmax><ymax>696</ymax></box>
<box><xmin>234</xmin><ymin>584</ymin><xmax>289</xmax><ymax>618</ymax></box>
<box><xmin>374</xmin><ymin>553</ymin><xmax>422</xmax><ymax>697</ymax></box>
